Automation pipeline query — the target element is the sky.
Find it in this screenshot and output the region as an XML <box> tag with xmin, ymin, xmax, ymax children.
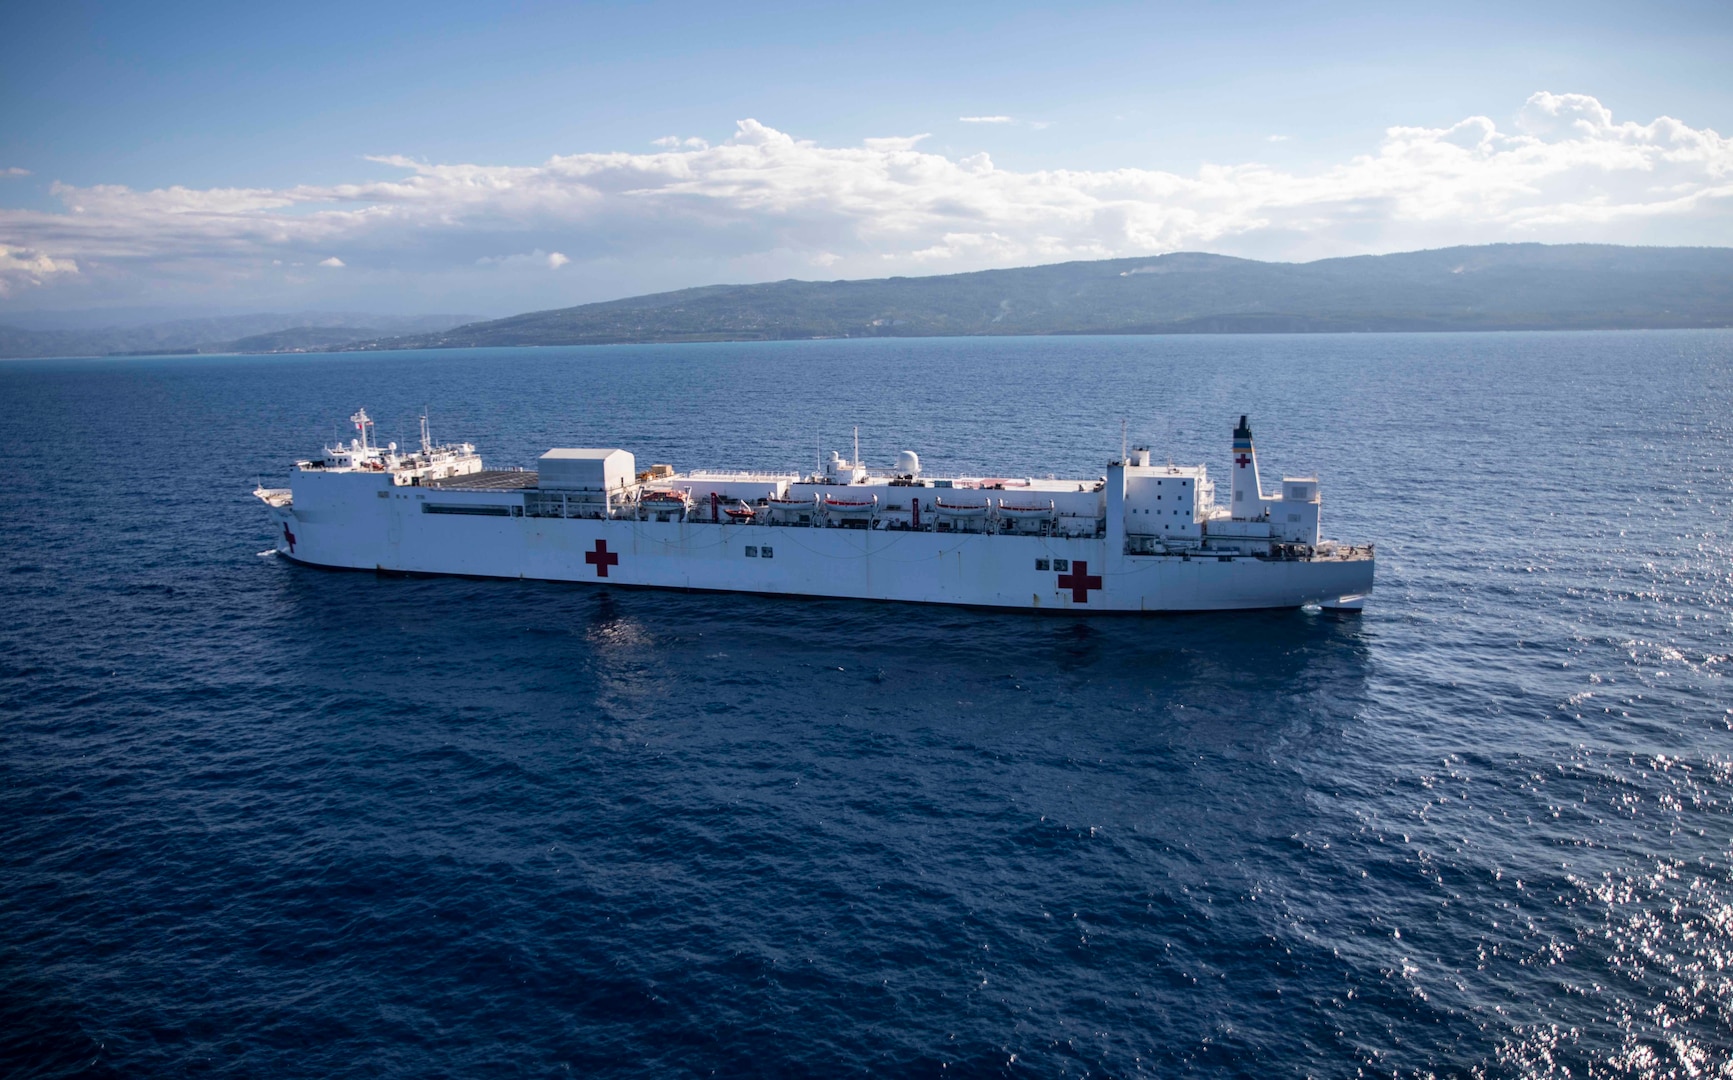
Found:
<box><xmin>1</xmin><ymin>0</ymin><xmax>1730</xmax><ymax>321</ymax></box>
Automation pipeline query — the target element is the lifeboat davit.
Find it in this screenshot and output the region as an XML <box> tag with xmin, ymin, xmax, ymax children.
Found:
<box><xmin>933</xmin><ymin>498</ymin><xmax>989</xmax><ymax>518</ymax></box>
<box><xmin>823</xmin><ymin>494</ymin><xmax>878</xmax><ymax>516</ymax></box>
<box><xmin>996</xmin><ymin>499</ymin><xmax>1055</xmax><ymax>520</ymax></box>
<box><xmin>639</xmin><ymin>489</ymin><xmax>691</xmax><ymax>519</ymax></box>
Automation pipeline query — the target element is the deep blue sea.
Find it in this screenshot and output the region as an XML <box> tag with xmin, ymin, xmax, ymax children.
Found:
<box><xmin>2</xmin><ymin>332</ymin><xmax>1730</xmax><ymax>1078</ymax></box>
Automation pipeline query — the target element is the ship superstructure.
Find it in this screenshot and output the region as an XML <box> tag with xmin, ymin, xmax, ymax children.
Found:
<box><xmin>255</xmin><ymin>412</ymin><xmax>1373</xmax><ymax>612</ymax></box>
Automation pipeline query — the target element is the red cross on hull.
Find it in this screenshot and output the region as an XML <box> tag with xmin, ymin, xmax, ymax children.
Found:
<box><xmin>585</xmin><ymin>538</ymin><xmax>619</xmax><ymax>578</ymax></box>
<box><xmin>282</xmin><ymin>522</ymin><xmax>297</xmax><ymax>554</ymax></box>
<box><xmin>1057</xmin><ymin>560</ymin><xmax>1103</xmax><ymax>603</ymax></box>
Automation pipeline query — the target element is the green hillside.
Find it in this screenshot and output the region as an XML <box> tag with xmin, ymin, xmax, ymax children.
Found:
<box><xmin>355</xmin><ymin>244</ymin><xmax>1733</xmax><ymax>351</ymax></box>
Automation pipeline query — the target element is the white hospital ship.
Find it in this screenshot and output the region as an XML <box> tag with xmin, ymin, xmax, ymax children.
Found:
<box><xmin>254</xmin><ymin>411</ymin><xmax>1373</xmax><ymax>612</ymax></box>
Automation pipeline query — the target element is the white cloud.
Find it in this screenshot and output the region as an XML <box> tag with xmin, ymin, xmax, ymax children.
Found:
<box><xmin>862</xmin><ymin>134</ymin><xmax>930</xmax><ymax>151</ymax></box>
<box><xmin>3</xmin><ymin>167</ymin><xmax>30</xmax><ymax>178</ymax></box>
<box><xmin>0</xmin><ymin>245</ymin><xmax>78</xmax><ymax>296</ymax></box>
<box><xmin>1</xmin><ymin>92</ymin><xmax>1728</xmax><ymax>309</ymax></box>
<box><xmin>960</xmin><ymin>116</ymin><xmax>1014</xmax><ymax>124</ymax></box>
<box><xmin>1517</xmin><ymin>91</ymin><xmax>1616</xmax><ymax>139</ymax></box>
<box><xmin>476</xmin><ymin>248</ymin><xmax>572</xmax><ymax>272</ymax></box>
<box><xmin>652</xmin><ymin>136</ymin><xmax>681</xmax><ymax>149</ymax></box>
<box><xmin>318</xmin><ymin>256</ymin><xmax>345</xmax><ymax>268</ymax></box>
<box><xmin>1266</xmin><ymin>135</ymin><xmax>1290</xmax><ymax>143</ymax></box>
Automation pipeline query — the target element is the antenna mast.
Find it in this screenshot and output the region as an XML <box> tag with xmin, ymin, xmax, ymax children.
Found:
<box><xmin>853</xmin><ymin>425</ymin><xmax>860</xmax><ymax>469</ymax></box>
<box><xmin>1120</xmin><ymin>419</ymin><xmax>1127</xmax><ymax>464</ymax></box>
<box><xmin>350</xmin><ymin>408</ymin><xmax>373</xmax><ymax>452</ymax></box>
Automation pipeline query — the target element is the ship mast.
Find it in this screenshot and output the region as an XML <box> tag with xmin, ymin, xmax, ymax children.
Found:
<box><xmin>350</xmin><ymin>408</ymin><xmax>373</xmax><ymax>453</ymax></box>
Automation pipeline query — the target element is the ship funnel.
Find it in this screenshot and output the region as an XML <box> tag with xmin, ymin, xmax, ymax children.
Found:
<box><xmin>1229</xmin><ymin>414</ymin><xmax>1264</xmax><ymax>519</ymax></box>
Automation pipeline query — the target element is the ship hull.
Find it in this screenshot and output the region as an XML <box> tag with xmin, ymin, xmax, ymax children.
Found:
<box><xmin>265</xmin><ymin>498</ymin><xmax>1373</xmax><ymax>613</ymax></box>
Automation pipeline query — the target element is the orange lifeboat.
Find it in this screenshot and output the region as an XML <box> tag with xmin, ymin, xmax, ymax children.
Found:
<box><xmin>933</xmin><ymin>498</ymin><xmax>989</xmax><ymax>518</ymax></box>
<box><xmin>996</xmin><ymin>499</ymin><xmax>1055</xmax><ymax>520</ymax></box>
<box><xmin>823</xmin><ymin>495</ymin><xmax>877</xmax><ymax>516</ymax></box>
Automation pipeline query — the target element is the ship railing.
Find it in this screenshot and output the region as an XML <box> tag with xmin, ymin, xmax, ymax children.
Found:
<box><xmin>523</xmin><ymin>490</ymin><xmax>613</xmax><ymax>520</ymax></box>
<box><xmin>685</xmin><ymin>470</ymin><xmax>798</xmax><ymax>482</ymax></box>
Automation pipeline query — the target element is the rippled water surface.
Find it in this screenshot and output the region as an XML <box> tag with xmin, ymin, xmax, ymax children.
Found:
<box><xmin>2</xmin><ymin>332</ymin><xmax>1731</xmax><ymax>1077</ymax></box>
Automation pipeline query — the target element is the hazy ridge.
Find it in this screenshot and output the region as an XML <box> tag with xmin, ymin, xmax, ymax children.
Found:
<box><xmin>0</xmin><ymin>313</ymin><xmax>478</xmax><ymax>360</ymax></box>
<box><xmin>353</xmin><ymin>243</ymin><xmax>1733</xmax><ymax>351</ymax></box>
<box><xmin>6</xmin><ymin>244</ymin><xmax>1731</xmax><ymax>360</ymax></box>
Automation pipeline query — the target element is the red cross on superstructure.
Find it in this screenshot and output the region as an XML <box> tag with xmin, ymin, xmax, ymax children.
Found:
<box><xmin>1235</xmin><ymin>453</ymin><xmax>1252</xmax><ymax>468</ymax></box>
<box><xmin>584</xmin><ymin>538</ymin><xmax>619</xmax><ymax>578</ymax></box>
<box><xmin>282</xmin><ymin>522</ymin><xmax>296</xmax><ymax>554</ymax></box>
<box><xmin>1057</xmin><ymin>560</ymin><xmax>1103</xmax><ymax>603</ymax></box>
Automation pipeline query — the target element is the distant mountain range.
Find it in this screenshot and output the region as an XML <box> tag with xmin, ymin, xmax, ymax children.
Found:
<box><xmin>351</xmin><ymin>244</ymin><xmax>1733</xmax><ymax>351</ymax></box>
<box><xmin>5</xmin><ymin>244</ymin><xmax>1730</xmax><ymax>360</ymax></box>
<box><xmin>0</xmin><ymin>312</ymin><xmax>478</xmax><ymax>359</ymax></box>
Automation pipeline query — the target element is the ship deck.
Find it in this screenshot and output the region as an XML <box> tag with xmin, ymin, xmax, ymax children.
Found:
<box><xmin>426</xmin><ymin>470</ymin><xmax>540</xmax><ymax>491</ymax></box>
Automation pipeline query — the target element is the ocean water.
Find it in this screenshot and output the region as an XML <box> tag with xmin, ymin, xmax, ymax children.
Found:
<box><xmin>1</xmin><ymin>331</ymin><xmax>1730</xmax><ymax>1078</ymax></box>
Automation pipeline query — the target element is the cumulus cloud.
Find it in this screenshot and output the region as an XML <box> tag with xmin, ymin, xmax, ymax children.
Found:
<box><xmin>0</xmin><ymin>245</ymin><xmax>77</xmax><ymax>295</ymax></box>
<box><xmin>318</xmin><ymin>256</ymin><xmax>345</xmax><ymax>268</ymax></box>
<box><xmin>1516</xmin><ymin>91</ymin><xmax>1616</xmax><ymax>139</ymax></box>
<box><xmin>1</xmin><ymin>92</ymin><xmax>1728</xmax><ymax>309</ymax></box>
<box><xmin>960</xmin><ymin>116</ymin><xmax>1014</xmax><ymax>124</ymax></box>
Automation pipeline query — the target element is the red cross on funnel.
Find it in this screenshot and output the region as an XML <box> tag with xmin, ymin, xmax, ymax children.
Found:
<box><xmin>1057</xmin><ymin>560</ymin><xmax>1102</xmax><ymax>603</ymax></box>
<box><xmin>585</xmin><ymin>538</ymin><xmax>619</xmax><ymax>578</ymax></box>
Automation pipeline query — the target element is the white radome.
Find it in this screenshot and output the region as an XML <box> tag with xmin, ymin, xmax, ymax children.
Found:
<box><xmin>254</xmin><ymin>409</ymin><xmax>1373</xmax><ymax>612</ymax></box>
